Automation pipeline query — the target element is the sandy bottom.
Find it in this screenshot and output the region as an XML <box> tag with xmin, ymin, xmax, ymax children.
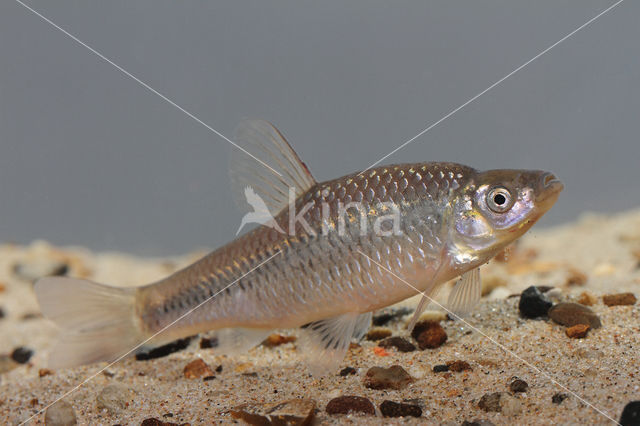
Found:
<box><xmin>1</xmin><ymin>209</ymin><xmax>639</xmax><ymax>425</ymax></box>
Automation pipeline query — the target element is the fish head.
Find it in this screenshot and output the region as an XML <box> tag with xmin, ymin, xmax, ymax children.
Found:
<box><xmin>450</xmin><ymin>168</ymin><xmax>563</xmax><ymax>262</ymax></box>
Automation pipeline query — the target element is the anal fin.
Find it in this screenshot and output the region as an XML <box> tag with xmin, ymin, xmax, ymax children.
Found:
<box><xmin>214</xmin><ymin>327</ymin><xmax>272</xmax><ymax>355</ymax></box>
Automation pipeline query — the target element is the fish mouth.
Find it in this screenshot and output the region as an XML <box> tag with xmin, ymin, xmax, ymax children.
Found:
<box><xmin>535</xmin><ymin>172</ymin><xmax>564</xmax><ymax>208</ymax></box>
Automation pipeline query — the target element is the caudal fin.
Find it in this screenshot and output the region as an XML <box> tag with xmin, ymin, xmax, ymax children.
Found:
<box><xmin>35</xmin><ymin>277</ymin><xmax>144</xmax><ymax>369</ymax></box>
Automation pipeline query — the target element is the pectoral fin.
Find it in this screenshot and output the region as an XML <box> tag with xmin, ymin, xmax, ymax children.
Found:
<box><xmin>447</xmin><ymin>268</ymin><xmax>481</xmax><ymax>319</ymax></box>
<box><xmin>406</xmin><ymin>295</ymin><xmax>430</xmax><ymax>333</ymax></box>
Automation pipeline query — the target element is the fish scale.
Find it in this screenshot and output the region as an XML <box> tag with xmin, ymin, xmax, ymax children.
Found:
<box><xmin>35</xmin><ymin>119</ymin><xmax>562</xmax><ymax>372</ymax></box>
<box><xmin>135</xmin><ymin>162</ymin><xmax>473</xmax><ymax>339</ymax></box>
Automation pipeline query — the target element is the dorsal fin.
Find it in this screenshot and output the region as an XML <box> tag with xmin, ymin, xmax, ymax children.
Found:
<box><xmin>229</xmin><ymin>120</ymin><xmax>317</xmax><ymax>215</ymax></box>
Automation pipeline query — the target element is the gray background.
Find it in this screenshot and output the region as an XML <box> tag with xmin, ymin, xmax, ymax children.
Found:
<box><xmin>0</xmin><ymin>0</ymin><xmax>638</xmax><ymax>255</ymax></box>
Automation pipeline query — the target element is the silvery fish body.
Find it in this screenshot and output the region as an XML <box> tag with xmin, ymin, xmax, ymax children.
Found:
<box><xmin>36</xmin><ymin>120</ymin><xmax>563</xmax><ymax>373</ymax></box>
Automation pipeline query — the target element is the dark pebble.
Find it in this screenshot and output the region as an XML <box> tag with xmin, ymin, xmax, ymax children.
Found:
<box><xmin>215</xmin><ymin>364</ymin><xmax>223</xmax><ymax>373</ymax></box>
<box><xmin>518</xmin><ymin>286</ymin><xmax>553</xmax><ymax>318</ymax></box>
<box><xmin>326</xmin><ymin>395</ymin><xmax>375</xmax><ymax>415</ymax></box>
<box><xmin>339</xmin><ymin>367</ymin><xmax>357</xmax><ymax>376</ymax></box>
<box><xmin>199</xmin><ymin>336</ymin><xmax>218</xmax><ymax>349</ymax></box>
<box><xmin>379</xmin><ymin>400</ymin><xmax>422</xmax><ymax>418</ymax></box>
<box><xmin>203</xmin><ymin>375</ymin><xmax>216</xmax><ymax>382</ymax></box>
<box><xmin>432</xmin><ymin>364</ymin><xmax>449</xmax><ymax>373</ymax></box>
<box><xmin>378</xmin><ymin>336</ymin><xmax>416</xmax><ymax>352</ymax></box>
<box><xmin>0</xmin><ymin>307</ymin><xmax>5</xmax><ymax>319</ymax></box>
<box><xmin>11</xmin><ymin>346</ymin><xmax>33</xmax><ymax>364</ymax></box>
<box><xmin>548</xmin><ymin>303</ymin><xmax>602</xmax><ymax>329</ymax></box>
<box><xmin>508</xmin><ymin>377</ymin><xmax>529</xmax><ymax>393</ymax></box>
<box><xmin>365</xmin><ymin>327</ymin><xmax>392</xmax><ymax>341</ymax></box>
<box><xmin>140</xmin><ymin>418</ymin><xmax>180</xmax><ymax>426</ymax></box>
<box><xmin>620</xmin><ymin>401</ymin><xmax>640</xmax><ymax>426</ymax></box>
<box><xmin>372</xmin><ymin>307</ymin><xmax>413</xmax><ymax>326</ymax></box>
<box><xmin>136</xmin><ymin>337</ymin><xmax>192</xmax><ymax>360</ymax></box>
<box><xmin>461</xmin><ymin>420</ymin><xmax>495</xmax><ymax>426</ymax></box>
<box><xmin>552</xmin><ymin>393</ymin><xmax>569</xmax><ymax>404</ymax></box>
<box><xmin>411</xmin><ymin>321</ymin><xmax>447</xmax><ymax>349</ymax></box>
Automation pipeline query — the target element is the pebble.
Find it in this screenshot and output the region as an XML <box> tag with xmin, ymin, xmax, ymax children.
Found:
<box><xmin>478</xmin><ymin>392</ymin><xmax>521</xmax><ymax>415</ymax></box>
<box><xmin>364</xmin><ymin>365</ymin><xmax>414</xmax><ymax>390</ymax></box>
<box><xmin>0</xmin><ymin>306</ymin><xmax>5</xmax><ymax>319</ymax></box>
<box><xmin>565</xmin><ymin>268</ymin><xmax>588</xmax><ymax>286</ymax></box>
<box><xmin>461</xmin><ymin>420</ymin><xmax>495</xmax><ymax>426</ymax></box>
<box><xmin>378</xmin><ymin>336</ymin><xmax>416</xmax><ymax>352</ymax></box>
<box><xmin>619</xmin><ymin>401</ymin><xmax>640</xmax><ymax>426</ymax></box>
<box><xmin>411</xmin><ymin>321</ymin><xmax>447</xmax><ymax>349</ymax></box>
<box><xmin>414</xmin><ymin>310</ymin><xmax>449</xmax><ymax>323</ymax></box>
<box><xmin>447</xmin><ymin>360</ymin><xmax>472</xmax><ymax>372</ymax></box>
<box><xmin>325</xmin><ymin>396</ymin><xmax>375</xmax><ymax>415</ymax></box>
<box><xmin>12</xmin><ymin>258</ymin><xmax>68</xmax><ymax>282</ymax></box>
<box><xmin>518</xmin><ymin>286</ymin><xmax>552</xmax><ymax>318</ymax></box>
<box><xmin>183</xmin><ymin>359</ymin><xmax>214</xmax><ymax>379</ymax></box>
<box><xmin>136</xmin><ymin>337</ymin><xmax>192</xmax><ymax>360</ymax></box>
<box><xmin>262</xmin><ymin>334</ymin><xmax>297</xmax><ymax>347</ymax></box>
<box><xmin>372</xmin><ymin>307</ymin><xmax>413</xmax><ymax>326</ymax></box>
<box><xmin>39</xmin><ymin>368</ymin><xmax>54</xmax><ymax>377</ymax></box>
<box><xmin>230</xmin><ymin>398</ymin><xmax>315</xmax><ymax>425</ymax></box>
<box><xmin>96</xmin><ymin>383</ymin><xmax>135</xmax><ymax>414</ymax></box>
<box><xmin>478</xmin><ymin>392</ymin><xmax>502</xmax><ymax>412</ymax></box>
<box><xmin>487</xmin><ymin>287</ymin><xmax>511</xmax><ymax>300</ymax></box>
<box><xmin>508</xmin><ymin>377</ymin><xmax>529</xmax><ymax>393</ymax></box>
<box><xmin>44</xmin><ymin>400</ymin><xmax>77</xmax><ymax>426</ymax></box>
<box><xmin>577</xmin><ymin>291</ymin><xmax>597</xmax><ymax>306</ymax></box>
<box><xmin>139</xmin><ymin>418</ymin><xmax>180</xmax><ymax>426</ymax></box>
<box><xmin>199</xmin><ymin>336</ymin><xmax>218</xmax><ymax>349</ymax></box>
<box><xmin>379</xmin><ymin>400</ymin><xmax>422</xmax><ymax>418</ymax></box>
<box><xmin>603</xmin><ymin>293</ymin><xmax>637</xmax><ymax>306</ymax></box>
<box><xmin>365</xmin><ymin>327</ymin><xmax>393</xmax><ymax>341</ymax></box>
<box><xmin>339</xmin><ymin>366</ymin><xmax>357</xmax><ymax>376</ymax></box>
<box><xmin>548</xmin><ymin>302</ymin><xmax>602</xmax><ymax>328</ymax></box>
<box><xmin>552</xmin><ymin>393</ymin><xmax>568</xmax><ymax>404</ymax></box>
<box><xmin>11</xmin><ymin>346</ymin><xmax>33</xmax><ymax>364</ymax></box>
<box><xmin>593</xmin><ymin>262</ymin><xmax>616</xmax><ymax>276</ymax></box>
<box><xmin>566</xmin><ymin>324</ymin><xmax>590</xmax><ymax>339</ymax></box>
<box><xmin>432</xmin><ymin>364</ymin><xmax>449</xmax><ymax>373</ymax></box>
<box><xmin>574</xmin><ymin>347</ymin><xmax>603</xmax><ymax>359</ymax></box>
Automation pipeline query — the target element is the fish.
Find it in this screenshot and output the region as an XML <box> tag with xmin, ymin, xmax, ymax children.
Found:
<box><xmin>35</xmin><ymin>119</ymin><xmax>563</xmax><ymax>374</ymax></box>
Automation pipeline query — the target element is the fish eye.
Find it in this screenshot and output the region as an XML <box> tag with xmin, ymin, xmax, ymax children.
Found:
<box><xmin>486</xmin><ymin>186</ymin><xmax>513</xmax><ymax>213</ymax></box>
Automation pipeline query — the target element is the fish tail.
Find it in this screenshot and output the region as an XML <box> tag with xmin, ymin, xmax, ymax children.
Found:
<box><xmin>35</xmin><ymin>277</ymin><xmax>145</xmax><ymax>369</ymax></box>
